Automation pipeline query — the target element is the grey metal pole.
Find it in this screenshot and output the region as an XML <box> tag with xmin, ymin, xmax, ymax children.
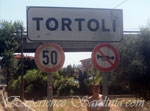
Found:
<box><xmin>47</xmin><ymin>73</ymin><xmax>53</xmax><ymax>111</ymax></box>
<box><xmin>102</xmin><ymin>72</ymin><xmax>109</xmax><ymax>111</ymax></box>
<box><xmin>20</xmin><ymin>26</ymin><xmax>24</xmax><ymax>101</ymax></box>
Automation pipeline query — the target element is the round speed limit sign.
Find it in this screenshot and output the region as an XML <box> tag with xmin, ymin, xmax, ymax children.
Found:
<box><xmin>35</xmin><ymin>43</ymin><xmax>65</xmax><ymax>72</ymax></box>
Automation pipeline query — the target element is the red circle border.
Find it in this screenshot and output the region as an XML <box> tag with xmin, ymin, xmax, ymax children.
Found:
<box><xmin>35</xmin><ymin>43</ymin><xmax>65</xmax><ymax>72</ymax></box>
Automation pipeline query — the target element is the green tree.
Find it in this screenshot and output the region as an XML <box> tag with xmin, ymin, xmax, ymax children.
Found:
<box><xmin>109</xmin><ymin>35</ymin><xmax>139</xmax><ymax>94</ymax></box>
<box><xmin>10</xmin><ymin>68</ymin><xmax>80</xmax><ymax>98</ymax></box>
<box><xmin>14</xmin><ymin>57</ymin><xmax>37</xmax><ymax>79</ymax></box>
<box><xmin>128</xmin><ymin>27</ymin><xmax>150</xmax><ymax>100</ymax></box>
<box><xmin>0</xmin><ymin>21</ymin><xmax>24</xmax><ymax>89</ymax></box>
<box><xmin>10</xmin><ymin>69</ymin><xmax>47</xmax><ymax>99</ymax></box>
<box><xmin>109</xmin><ymin>26</ymin><xmax>150</xmax><ymax>100</ymax></box>
<box><xmin>53</xmin><ymin>71</ymin><xmax>79</xmax><ymax>96</ymax></box>
<box><xmin>65</xmin><ymin>65</ymin><xmax>75</xmax><ymax>77</ymax></box>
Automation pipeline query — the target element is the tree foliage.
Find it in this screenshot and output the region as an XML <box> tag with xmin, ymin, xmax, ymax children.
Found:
<box><xmin>109</xmin><ymin>26</ymin><xmax>150</xmax><ymax>100</ymax></box>
<box><xmin>10</xmin><ymin>69</ymin><xmax>47</xmax><ymax>99</ymax></box>
<box><xmin>1</xmin><ymin>20</ymin><xmax>150</xmax><ymax>100</ymax></box>
<box><xmin>0</xmin><ymin>21</ymin><xmax>24</xmax><ymax>88</ymax></box>
<box><xmin>53</xmin><ymin>71</ymin><xmax>79</xmax><ymax>96</ymax></box>
<box><xmin>0</xmin><ymin>21</ymin><xmax>23</xmax><ymax>56</ymax></box>
<box><xmin>10</xmin><ymin>68</ymin><xmax>80</xmax><ymax>99</ymax></box>
<box><xmin>129</xmin><ymin>27</ymin><xmax>150</xmax><ymax>100</ymax></box>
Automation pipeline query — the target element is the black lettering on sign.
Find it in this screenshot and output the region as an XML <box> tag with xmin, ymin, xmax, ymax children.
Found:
<box><xmin>42</xmin><ymin>50</ymin><xmax>58</xmax><ymax>65</ymax></box>
<box><xmin>32</xmin><ymin>17</ymin><xmax>43</xmax><ymax>31</ymax></box>
<box><xmin>43</xmin><ymin>50</ymin><xmax>49</xmax><ymax>65</ymax></box>
<box><xmin>62</xmin><ymin>18</ymin><xmax>72</xmax><ymax>31</ymax></box>
<box><xmin>51</xmin><ymin>51</ymin><xmax>57</xmax><ymax>65</ymax></box>
<box><xmin>87</xmin><ymin>19</ymin><xmax>99</xmax><ymax>31</ymax></box>
<box><xmin>46</xmin><ymin>18</ymin><xmax>58</xmax><ymax>31</ymax></box>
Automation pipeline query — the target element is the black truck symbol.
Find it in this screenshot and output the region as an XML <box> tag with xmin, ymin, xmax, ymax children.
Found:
<box><xmin>97</xmin><ymin>54</ymin><xmax>114</xmax><ymax>61</ymax></box>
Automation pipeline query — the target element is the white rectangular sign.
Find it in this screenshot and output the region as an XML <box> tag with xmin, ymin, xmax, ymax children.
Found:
<box><xmin>27</xmin><ymin>7</ymin><xmax>123</xmax><ymax>42</ymax></box>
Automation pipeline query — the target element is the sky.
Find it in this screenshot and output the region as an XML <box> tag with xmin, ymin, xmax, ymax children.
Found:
<box><xmin>0</xmin><ymin>0</ymin><xmax>150</xmax><ymax>67</ymax></box>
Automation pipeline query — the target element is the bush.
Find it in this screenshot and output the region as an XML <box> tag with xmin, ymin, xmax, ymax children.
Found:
<box><xmin>9</xmin><ymin>69</ymin><xmax>47</xmax><ymax>99</ymax></box>
<box><xmin>53</xmin><ymin>71</ymin><xmax>79</xmax><ymax>96</ymax></box>
<box><xmin>9</xmin><ymin>69</ymin><xmax>80</xmax><ymax>98</ymax></box>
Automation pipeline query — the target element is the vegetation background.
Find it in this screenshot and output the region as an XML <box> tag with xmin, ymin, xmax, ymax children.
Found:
<box><xmin>0</xmin><ymin>20</ymin><xmax>150</xmax><ymax>100</ymax></box>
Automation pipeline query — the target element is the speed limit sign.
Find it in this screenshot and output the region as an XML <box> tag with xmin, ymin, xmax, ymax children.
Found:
<box><xmin>35</xmin><ymin>43</ymin><xmax>65</xmax><ymax>72</ymax></box>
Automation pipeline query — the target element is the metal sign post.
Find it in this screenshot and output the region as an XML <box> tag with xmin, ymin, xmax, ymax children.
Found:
<box><xmin>92</xmin><ymin>43</ymin><xmax>119</xmax><ymax>111</ymax></box>
<box><xmin>102</xmin><ymin>72</ymin><xmax>109</xmax><ymax>111</ymax></box>
<box><xmin>35</xmin><ymin>43</ymin><xmax>65</xmax><ymax>111</ymax></box>
<box><xmin>20</xmin><ymin>26</ymin><xmax>24</xmax><ymax>101</ymax></box>
<box><xmin>47</xmin><ymin>73</ymin><xmax>53</xmax><ymax>111</ymax></box>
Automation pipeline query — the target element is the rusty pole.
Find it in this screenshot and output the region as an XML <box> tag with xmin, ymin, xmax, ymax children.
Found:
<box><xmin>47</xmin><ymin>73</ymin><xmax>53</xmax><ymax>111</ymax></box>
<box><xmin>20</xmin><ymin>26</ymin><xmax>24</xmax><ymax>101</ymax></box>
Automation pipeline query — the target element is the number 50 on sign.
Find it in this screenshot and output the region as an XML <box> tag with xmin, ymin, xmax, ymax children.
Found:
<box><xmin>35</xmin><ymin>43</ymin><xmax>65</xmax><ymax>72</ymax></box>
